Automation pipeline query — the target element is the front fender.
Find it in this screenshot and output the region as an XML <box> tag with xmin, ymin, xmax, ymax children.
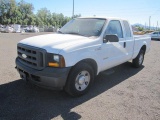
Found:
<box><xmin>61</xmin><ymin>47</ymin><xmax>102</xmax><ymax>74</ymax></box>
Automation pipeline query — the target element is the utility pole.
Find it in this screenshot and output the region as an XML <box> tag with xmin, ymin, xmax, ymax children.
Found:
<box><xmin>145</xmin><ymin>22</ymin><xmax>146</xmax><ymax>30</ymax></box>
<box><xmin>156</xmin><ymin>21</ymin><xmax>158</xmax><ymax>31</ymax></box>
<box><xmin>149</xmin><ymin>16</ymin><xmax>151</xmax><ymax>30</ymax></box>
<box><xmin>72</xmin><ymin>0</ymin><xmax>74</xmax><ymax>18</ymax></box>
<box><xmin>153</xmin><ymin>24</ymin><xmax>154</xmax><ymax>30</ymax></box>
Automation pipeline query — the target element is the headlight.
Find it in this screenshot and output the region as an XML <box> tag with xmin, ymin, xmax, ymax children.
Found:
<box><xmin>47</xmin><ymin>53</ymin><xmax>65</xmax><ymax>67</ymax></box>
<box><xmin>53</xmin><ymin>55</ymin><xmax>60</xmax><ymax>62</ymax></box>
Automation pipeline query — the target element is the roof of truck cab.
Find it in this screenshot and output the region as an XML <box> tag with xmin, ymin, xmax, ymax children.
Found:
<box><xmin>78</xmin><ymin>16</ymin><xmax>128</xmax><ymax>21</ymax></box>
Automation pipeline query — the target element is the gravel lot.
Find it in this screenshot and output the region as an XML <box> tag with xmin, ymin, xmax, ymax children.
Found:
<box><xmin>0</xmin><ymin>33</ymin><xmax>160</xmax><ymax>120</ymax></box>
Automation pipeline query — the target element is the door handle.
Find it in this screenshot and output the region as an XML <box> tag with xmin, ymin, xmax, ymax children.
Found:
<box><xmin>124</xmin><ymin>42</ymin><xmax>126</xmax><ymax>48</ymax></box>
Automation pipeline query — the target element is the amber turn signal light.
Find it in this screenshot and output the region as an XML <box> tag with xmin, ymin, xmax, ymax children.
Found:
<box><xmin>48</xmin><ymin>62</ymin><xmax>59</xmax><ymax>67</ymax></box>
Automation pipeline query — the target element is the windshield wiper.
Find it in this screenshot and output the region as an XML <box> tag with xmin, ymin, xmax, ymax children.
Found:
<box><xmin>66</xmin><ymin>32</ymin><xmax>84</xmax><ymax>36</ymax></box>
<box><xmin>57</xmin><ymin>31</ymin><xmax>64</xmax><ymax>34</ymax></box>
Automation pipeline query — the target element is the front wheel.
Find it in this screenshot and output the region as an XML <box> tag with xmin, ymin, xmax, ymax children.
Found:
<box><xmin>132</xmin><ymin>50</ymin><xmax>144</xmax><ymax>68</ymax></box>
<box><xmin>64</xmin><ymin>62</ymin><xmax>94</xmax><ymax>97</ymax></box>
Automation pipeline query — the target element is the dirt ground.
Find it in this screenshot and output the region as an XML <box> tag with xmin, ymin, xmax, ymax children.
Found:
<box><xmin>0</xmin><ymin>33</ymin><xmax>160</xmax><ymax>120</ymax></box>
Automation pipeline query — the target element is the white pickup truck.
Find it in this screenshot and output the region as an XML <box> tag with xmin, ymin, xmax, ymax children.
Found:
<box><xmin>15</xmin><ymin>17</ymin><xmax>151</xmax><ymax>96</ymax></box>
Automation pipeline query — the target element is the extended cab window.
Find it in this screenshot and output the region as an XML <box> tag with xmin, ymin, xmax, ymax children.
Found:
<box><xmin>123</xmin><ymin>21</ymin><xmax>132</xmax><ymax>37</ymax></box>
<box><xmin>105</xmin><ymin>20</ymin><xmax>123</xmax><ymax>38</ymax></box>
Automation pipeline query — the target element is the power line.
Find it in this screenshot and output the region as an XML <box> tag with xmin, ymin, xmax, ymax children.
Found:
<box><xmin>150</xmin><ymin>9</ymin><xmax>160</xmax><ymax>16</ymax></box>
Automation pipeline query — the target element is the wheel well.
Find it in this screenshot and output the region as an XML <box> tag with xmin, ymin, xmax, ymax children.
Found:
<box><xmin>75</xmin><ymin>59</ymin><xmax>98</xmax><ymax>76</ymax></box>
<box><xmin>141</xmin><ymin>45</ymin><xmax>146</xmax><ymax>54</ymax></box>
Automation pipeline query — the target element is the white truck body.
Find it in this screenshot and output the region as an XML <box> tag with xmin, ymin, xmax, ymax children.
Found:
<box><xmin>20</xmin><ymin>17</ymin><xmax>151</xmax><ymax>74</ymax></box>
<box><xmin>16</xmin><ymin>17</ymin><xmax>151</xmax><ymax>96</ymax></box>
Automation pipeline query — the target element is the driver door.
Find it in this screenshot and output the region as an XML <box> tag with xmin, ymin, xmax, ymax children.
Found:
<box><xmin>101</xmin><ymin>20</ymin><xmax>128</xmax><ymax>71</ymax></box>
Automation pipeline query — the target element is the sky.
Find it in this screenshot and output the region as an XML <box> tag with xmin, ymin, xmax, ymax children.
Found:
<box><xmin>17</xmin><ymin>0</ymin><xmax>160</xmax><ymax>26</ymax></box>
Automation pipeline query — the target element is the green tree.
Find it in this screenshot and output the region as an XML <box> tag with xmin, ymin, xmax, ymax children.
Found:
<box><xmin>0</xmin><ymin>0</ymin><xmax>78</xmax><ymax>27</ymax></box>
<box><xmin>0</xmin><ymin>0</ymin><xmax>35</xmax><ymax>25</ymax></box>
<box><xmin>17</xmin><ymin>0</ymin><xmax>34</xmax><ymax>25</ymax></box>
<box><xmin>36</xmin><ymin>8</ymin><xmax>51</xmax><ymax>26</ymax></box>
<box><xmin>73</xmin><ymin>14</ymin><xmax>81</xmax><ymax>18</ymax></box>
<box><xmin>0</xmin><ymin>0</ymin><xmax>18</xmax><ymax>24</ymax></box>
<box><xmin>138</xmin><ymin>26</ymin><xmax>144</xmax><ymax>31</ymax></box>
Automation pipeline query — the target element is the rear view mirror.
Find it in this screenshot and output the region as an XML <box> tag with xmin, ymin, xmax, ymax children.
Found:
<box><xmin>103</xmin><ymin>35</ymin><xmax>119</xmax><ymax>43</ymax></box>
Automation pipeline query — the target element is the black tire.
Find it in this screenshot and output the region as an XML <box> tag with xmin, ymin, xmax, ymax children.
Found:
<box><xmin>64</xmin><ymin>62</ymin><xmax>94</xmax><ymax>97</ymax></box>
<box><xmin>132</xmin><ymin>50</ymin><xmax>144</xmax><ymax>68</ymax></box>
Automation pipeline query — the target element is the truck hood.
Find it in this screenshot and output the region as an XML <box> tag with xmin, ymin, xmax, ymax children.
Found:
<box><xmin>19</xmin><ymin>34</ymin><xmax>96</xmax><ymax>54</ymax></box>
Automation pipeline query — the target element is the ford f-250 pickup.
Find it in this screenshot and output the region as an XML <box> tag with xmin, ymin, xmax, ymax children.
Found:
<box><xmin>15</xmin><ymin>17</ymin><xmax>151</xmax><ymax>96</ymax></box>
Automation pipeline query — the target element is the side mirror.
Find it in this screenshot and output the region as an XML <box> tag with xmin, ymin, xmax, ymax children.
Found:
<box><xmin>103</xmin><ymin>35</ymin><xmax>119</xmax><ymax>43</ymax></box>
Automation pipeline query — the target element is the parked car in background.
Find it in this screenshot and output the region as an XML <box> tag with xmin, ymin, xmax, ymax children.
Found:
<box><xmin>151</xmin><ymin>31</ymin><xmax>160</xmax><ymax>40</ymax></box>
<box><xmin>5</xmin><ymin>26</ymin><xmax>14</xmax><ymax>33</ymax></box>
<box><xmin>33</xmin><ymin>26</ymin><xmax>39</xmax><ymax>32</ymax></box>
<box><xmin>21</xmin><ymin>25</ymin><xmax>28</xmax><ymax>32</ymax></box>
<box><xmin>26</xmin><ymin>25</ymin><xmax>39</xmax><ymax>32</ymax></box>
<box><xmin>27</xmin><ymin>25</ymin><xmax>33</xmax><ymax>32</ymax></box>
<box><xmin>0</xmin><ymin>25</ymin><xmax>6</xmax><ymax>32</ymax></box>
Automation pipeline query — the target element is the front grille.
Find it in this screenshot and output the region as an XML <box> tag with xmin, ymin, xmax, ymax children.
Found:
<box><xmin>17</xmin><ymin>43</ymin><xmax>46</xmax><ymax>70</ymax></box>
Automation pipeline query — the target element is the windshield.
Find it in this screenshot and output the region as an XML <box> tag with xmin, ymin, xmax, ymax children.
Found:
<box><xmin>59</xmin><ymin>18</ymin><xmax>106</xmax><ymax>37</ymax></box>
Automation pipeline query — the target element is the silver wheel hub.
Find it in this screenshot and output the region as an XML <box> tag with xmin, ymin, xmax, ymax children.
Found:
<box><xmin>75</xmin><ymin>70</ymin><xmax>90</xmax><ymax>91</ymax></box>
<box><xmin>139</xmin><ymin>53</ymin><xmax>144</xmax><ymax>65</ymax></box>
<box><xmin>78</xmin><ymin>76</ymin><xmax>85</xmax><ymax>85</ymax></box>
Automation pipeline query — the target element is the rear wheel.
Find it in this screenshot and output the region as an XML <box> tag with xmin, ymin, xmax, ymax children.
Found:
<box><xmin>64</xmin><ymin>62</ymin><xmax>94</xmax><ymax>97</ymax></box>
<box><xmin>132</xmin><ymin>50</ymin><xmax>144</xmax><ymax>68</ymax></box>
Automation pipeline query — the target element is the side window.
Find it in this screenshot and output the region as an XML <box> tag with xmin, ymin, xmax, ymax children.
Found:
<box><xmin>123</xmin><ymin>21</ymin><xmax>132</xmax><ymax>37</ymax></box>
<box><xmin>105</xmin><ymin>20</ymin><xmax>123</xmax><ymax>38</ymax></box>
<box><xmin>153</xmin><ymin>32</ymin><xmax>158</xmax><ymax>34</ymax></box>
